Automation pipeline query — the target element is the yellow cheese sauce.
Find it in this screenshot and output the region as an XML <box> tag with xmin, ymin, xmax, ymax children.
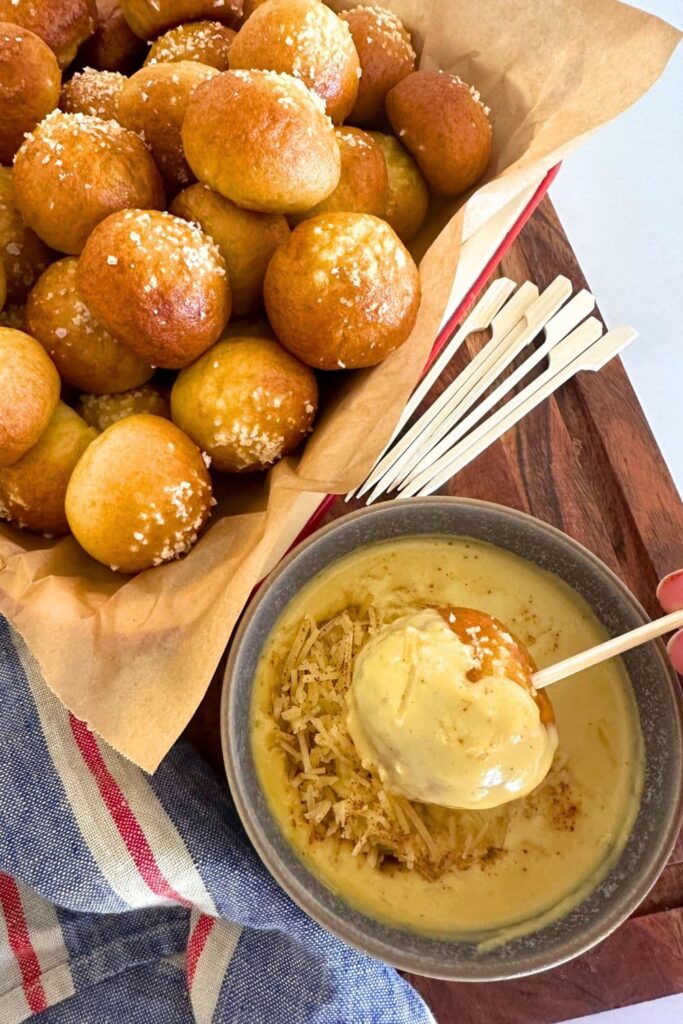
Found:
<box><xmin>251</xmin><ymin>536</ymin><xmax>644</xmax><ymax>940</ymax></box>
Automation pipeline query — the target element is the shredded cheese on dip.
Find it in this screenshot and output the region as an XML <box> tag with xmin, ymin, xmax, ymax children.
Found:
<box><xmin>270</xmin><ymin>602</ymin><xmax>579</xmax><ymax>880</ymax></box>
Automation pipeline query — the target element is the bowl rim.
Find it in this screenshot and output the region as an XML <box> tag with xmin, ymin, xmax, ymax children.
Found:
<box><xmin>221</xmin><ymin>496</ymin><xmax>683</xmax><ymax>980</ymax></box>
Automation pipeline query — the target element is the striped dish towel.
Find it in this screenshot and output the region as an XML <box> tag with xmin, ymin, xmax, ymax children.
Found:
<box><xmin>0</xmin><ymin>617</ymin><xmax>432</xmax><ymax>1023</ymax></box>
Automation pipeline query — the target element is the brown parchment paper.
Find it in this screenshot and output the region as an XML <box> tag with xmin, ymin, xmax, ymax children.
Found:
<box><xmin>0</xmin><ymin>0</ymin><xmax>679</xmax><ymax>771</ymax></box>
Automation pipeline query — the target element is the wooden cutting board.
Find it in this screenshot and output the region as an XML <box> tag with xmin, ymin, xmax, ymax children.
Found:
<box><xmin>185</xmin><ymin>196</ymin><xmax>683</xmax><ymax>1023</ymax></box>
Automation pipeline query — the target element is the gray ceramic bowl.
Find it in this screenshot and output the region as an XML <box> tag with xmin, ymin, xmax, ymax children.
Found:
<box><xmin>221</xmin><ymin>498</ymin><xmax>683</xmax><ymax>980</ymax></box>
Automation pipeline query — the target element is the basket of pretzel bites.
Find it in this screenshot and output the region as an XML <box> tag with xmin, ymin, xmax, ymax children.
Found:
<box><xmin>0</xmin><ymin>0</ymin><xmax>493</xmax><ymax>575</ymax></box>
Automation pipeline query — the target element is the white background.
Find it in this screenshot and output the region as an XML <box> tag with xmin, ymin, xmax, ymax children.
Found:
<box><xmin>550</xmin><ymin>0</ymin><xmax>682</xmax><ymax>497</ymax></box>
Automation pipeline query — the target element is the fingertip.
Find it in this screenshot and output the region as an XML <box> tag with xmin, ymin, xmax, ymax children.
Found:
<box><xmin>666</xmin><ymin>630</ymin><xmax>683</xmax><ymax>676</ymax></box>
<box><xmin>657</xmin><ymin>570</ymin><xmax>683</xmax><ymax>612</ymax></box>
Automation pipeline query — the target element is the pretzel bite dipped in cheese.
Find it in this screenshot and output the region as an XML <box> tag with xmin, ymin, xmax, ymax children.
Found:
<box><xmin>0</xmin><ymin>401</ymin><xmax>96</xmax><ymax>533</ymax></box>
<box><xmin>120</xmin><ymin>0</ymin><xmax>241</xmax><ymax>39</ymax></box>
<box><xmin>145</xmin><ymin>21</ymin><xmax>235</xmax><ymax>70</ymax></box>
<box><xmin>367</xmin><ymin>131</ymin><xmax>428</xmax><ymax>242</ymax></box>
<box><xmin>60</xmin><ymin>67</ymin><xmax>126</xmax><ymax>120</ymax></box>
<box><xmin>0</xmin><ymin>0</ymin><xmax>97</xmax><ymax>69</ymax></box>
<box><xmin>347</xmin><ymin>606</ymin><xmax>557</xmax><ymax>811</ymax></box>
<box><xmin>119</xmin><ymin>61</ymin><xmax>218</xmax><ymax>190</ymax></box>
<box><xmin>0</xmin><ymin>167</ymin><xmax>51</xmax><ymax>305</ymax></box>
<box><xmin>386</xmin><ymin>70</ymin><xmax>492</xmax><ymax>196</ymax></box>
<box><xmin>26</xmin><ymin>257</ymin><xmax>153</xmax><ymax>393</ymax></box>
<box><xmin>171</xmin><ymin>183</ymin><xmax>290</xmax><ymax>316</ymax></box>
<box><xmin>290</xmin><ymin>127</ymin><xmax>388</xmax><ymax>225</ymax></box>
<box><xmin>65</xmin><ymin>414</ymin><xmax>214</xmax><ymax>572</ymax></box>
<box><xmin>228</xmin><ymin>0</ymin><xmax>360</xmax><ymax>123</ymax></box>
<box><xmin>76</xmin><ymin>383</ymin><xmax>169</xmax><ymax>432</ymax></box>
<box><xmin>0</xmin><ymin>23</ymin><xmax>61</xmax><ymax>165</ymax></box>
<box><xmin>264</xmin><ymin>212</ymin><xmax>420</xmax><ymax>370</ymax></box>
<box><xmin>339</xmin><ymin>4</ymin><xmax>416</xmax><ymax>127</ymax></box>
<box><xmin>0</xmin><ymin>326</ymin><xmax>59</xmax><ymax>466</ymax></box>
<box><xmin>77</xmin><ymin>209</ymin><xmax>230</xmax><ymax>368</ymax></box>
<box><xmin>13</xmin><ymin>111</ymin><xmax>164</xmax><ymax>254</ymax></box>
<box><xmin>182</xmin><ymin>69</ymin><xmax>341</xmax><ymax>215</ymax></box>
<box><xmin>171</xmin><ymin>335</ymin><xmax>317</xmax><ymax>472</ymax></box>
<box><xmin>80</xmin><ymin>0</ymin><xmax>144</xmax><ymax>73</ymax></box>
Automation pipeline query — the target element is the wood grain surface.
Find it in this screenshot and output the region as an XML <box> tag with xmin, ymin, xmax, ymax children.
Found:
<box><xmin>184</xmin><ymin>197</ymin><xmax>683</xmax><ymax>1022</ymax></box>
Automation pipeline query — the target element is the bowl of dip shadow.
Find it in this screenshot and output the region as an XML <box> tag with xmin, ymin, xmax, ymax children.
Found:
<box><xmin>221</xmin><ymin>497</ymin><xmax>683</xmax><ymax>980</ymax></box>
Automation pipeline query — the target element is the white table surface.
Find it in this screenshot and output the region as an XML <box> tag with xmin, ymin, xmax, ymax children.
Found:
<box><xmin>550</xmin><ymin>0</ymin><xmax>682</xmax><ymax>497</ymax></box>
<box><xmin>550</xmin><ymin>4</ymin><xmax>682</xmax><ymax>1021</ymax></box>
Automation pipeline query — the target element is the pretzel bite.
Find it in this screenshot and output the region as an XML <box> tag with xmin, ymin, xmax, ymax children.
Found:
<box><xmin>0</xmin><ymin>326</ymin><xmax>60</xmax><ymax>466</ymax></box>
<box><xmin>291</xmin><ymin>126</ymin><xmax>387</xmax><ymax>225</ymax></box>
<box><xmin>80</xmin><ymin>0</ymin><xmax>144</xmax><ymax>73</ymax></box>
<box><xmin>229</xmin><ymin>0</ymin><xmax>360</xmax><ymax>123</ymax></box>
<box><xmin>77</xmin><ymin>209</ymin><xmax>230</xmax><ymax>368</ymax></box>
<box><xmin>170</xmin><ymin>184</ymin><xmax>289</xmax><ymax>316</ymax></box>
<box><xmin>171</xmin><ymin>335</ymin><xmax>317</xmax><ymax>472</ymax></box>
<box><xmin>0</xmin><ymin>1</ymin><xmax>97</xmax><ymax>69</ymax></box>
<box><xmin>76</xmin><ymin>383</ymin><xmax>169</xmax><ymax>431</ymax></box>
<box><xmin>264</xmin><ymin>212</ymin><xmax>420</xmax><ymax>370</ymax></box>
<box><xmin>13</xmin><ymin>111</ymin><xmax>164</xmax><ymax>254</ymax></box>
<box><xmin>119</xmin><ymin>61</ymin><xmax>218</xmax><ymax>189</ymax></box>
<box><xmin>65</xmin><ymin>413</ymin><xmax>214</xmax><ymax>572</ymax></box>
<box><xmin>386</xmin><ymin>70</ymin><xmax>492</xmax><ymax>196</ymax></box>
<box><xmin>120</xmin><ymin>0</ymin><xmax>241</xmax><ymax>39</ymax></box>
<box><xmin>0</xmin><ymin>24</ymin><xmax>61</xmax><ymax>165</ymax></box>
<box><xmin>183</xmin><ymin>69</ymin><xmax>340</xmax><ymax>214</ymax></box>
<box><xmin>60</xmin><ymin>67</ymin><xmax>126</xmax><ymax>120</ymax></box>
<box><xmin>0</xmin><ymin>260</ymin><xmax>5</xmax><ymax>311</ymax></box>
<box><xmin>146</xmin><ymin>21</ymin><xmax>235</xmax><ymax>69</ymax></box>
<box><xmin>367</xmin><ymin>131</ymin><xmax>428</xmax><ymax>242</ymax></box>
<box><xmin>0</xmin><ymin>401</ymin><xmax>96</xmax><ymax>533</ymax></box>
<box><xmin>339</xmin><ymin>4</ymin><xmax>415</xmax><ymax>127</ymax></box>
<box><xmin>0</xmin><ymin>168</ymin><xmax>51</xmax><ymax>305</ymax></box>
<box><xmin>26</xmin><ymin>257</ymin><xmax>153</xmax><ymax>393</ymax></box>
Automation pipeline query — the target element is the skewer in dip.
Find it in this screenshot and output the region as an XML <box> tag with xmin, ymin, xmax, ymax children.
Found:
<box><xmin>347</xmin><ymin>607</ymin><xmax>557</xmax><ymax>810</ymax></box>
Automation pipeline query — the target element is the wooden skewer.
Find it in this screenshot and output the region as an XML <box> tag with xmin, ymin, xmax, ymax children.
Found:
<box><xmin>347</xmin><ymin>277</ymin><xmax>517</xmax><ymax>501</ymax></box>
<box><xmin>360</xmin><ymin>280</ymin><xmax>541</xmax><ymax>504</ymax></box>
<box><xmin>400</xmin><ymin>289</ymin><xmax>596</xmax><ymax>488</ymax></box>
<box><xmin>389</xmin><ymin>276</ymin><xmax>575</xmax><ymax>491</ymax></box>
<box><xmin>400</xmin><ymin>325</ymin><xmax>637</xmax><ymax>498</ymax></box>
<box><xmin>533</xmin><ymin>609</ymin><xmax>683</xmax><ymax>689</ymax></box>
